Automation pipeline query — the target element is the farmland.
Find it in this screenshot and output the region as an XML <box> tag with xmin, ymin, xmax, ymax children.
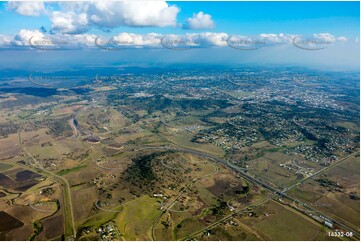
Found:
<box><xmin>0</xmin><ymin>67</ymin><xmax>359</xmax><ymax>240</ymax></box>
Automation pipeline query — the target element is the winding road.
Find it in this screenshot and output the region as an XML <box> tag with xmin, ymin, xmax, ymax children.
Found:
<box><xmin>18</xmin><ymin>131</ymin><xmax>76</xmax><ymax>240</ymax></box>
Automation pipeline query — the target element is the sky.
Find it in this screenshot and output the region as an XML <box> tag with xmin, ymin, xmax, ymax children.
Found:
<box><xmin>0</xmin><ymin>1</ymin><xmax>359</xmax><ymax>71</ymax></box>
<box><xmin>0</xmin><ymin>1</ymin><xmax>359</xmax><ymax>36</ymax></box>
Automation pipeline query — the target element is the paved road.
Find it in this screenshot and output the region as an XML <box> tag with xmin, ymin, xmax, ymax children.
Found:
<box><xmin>143</xmin><ymin>145</ymin><xmax>359</xmax><ymax>240</ymax></box>
<box><xmin>151</xmin><ymin>159</ymin><xmax>218</xmax><ymax>240</ymax></box>
<box><xmin>151</xmin><ymin>180</ymin><xmax>196</xmax><ymax>241</ymax></box>
<box><xmin>18</xmin><ymin>131</ymin><xmax>76</xmax><ymax>239</ymax></box>
<box><xmin>286</xmin><ymin>152</ymin><xmax>358</xmax><ymax>192</ymax></box>
<box><xmin>181</xmin><ymin>194</ymin><xmax>275</xmax><ymax>240</ymax></box>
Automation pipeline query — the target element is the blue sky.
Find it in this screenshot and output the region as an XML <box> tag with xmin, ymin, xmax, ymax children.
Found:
<box><xmin>0</xmin><ymin>1</ymin><xmax>359</xmax><ymax>71</ymax></box>
<box><xmin>0</xmin><ymin>1</ymin><xmax>359</xmax><ymax>37</ymax></box>
<box><xmin>176</xmin><ymin>2</ymin><xmax>360</xmax><ymax>36</ymax></box>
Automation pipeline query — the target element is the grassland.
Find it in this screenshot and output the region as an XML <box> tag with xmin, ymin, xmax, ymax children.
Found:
<box><xmin>57</xmin><ymin>164</ymin><xmax>87</xmax><ymax>176</ymax></box>
<box><xmin>0</xmin><ymin>163</ymin><xmax>13</xmax><ymax>172</ymax></box>
<box><xmin>288</xmin><ymin>154</ymin><xmax>360</xmax><ymax>231</ymax></box>
<box><xmin>115</xmin><ymin>195</ymin><xmax>159</xmax><ymax>240</ymax></box>
<box><xmin>0</xmin><ymin>71</ymin><xmax>358</xmax><ymax>241</ymax></box>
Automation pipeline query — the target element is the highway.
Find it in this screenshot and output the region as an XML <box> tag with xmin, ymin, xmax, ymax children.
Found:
<box><xmin>17</xmin><ymin>113</ymin><xmax>357</xmax><ymax>240</ymax></box>
<box><xmin>286</xmin><ymin>151</ymin><xmax>359</xmax><ymax>191</ymax></box>
<box><xmin>143</xmin><ymin>145</ymin><xmax>359</xmax><ymax>240</ymax></box>
<box><xmin>190</xmin><ymin>148</ymin><xmax>360</xmax><ymax>239</ymax></box>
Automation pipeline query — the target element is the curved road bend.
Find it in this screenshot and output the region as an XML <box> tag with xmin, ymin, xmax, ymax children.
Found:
<box><xmin>18</xmin><ymin>131</ymin><xmax>76</xmax><ymax>240</ymax></box>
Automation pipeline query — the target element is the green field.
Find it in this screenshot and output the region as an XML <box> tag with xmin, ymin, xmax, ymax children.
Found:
<box><xmin>57</xmin><ymin>164</ymin><xmax>87</xmax><ymax>176</ymax></box>
<box><xmin>252</xmin><ymin>200</ymin><xmax>331</xmax><ymax>240</ymax></box>
<box><xmin>115</xmin><ymin>195</ymin><xmax>159</xmax><ymax>240</ymax></box>
<box><xmin>0</xmin><ymin>163</ymin><xmax>13</xmax><ymax>172</ymax></box>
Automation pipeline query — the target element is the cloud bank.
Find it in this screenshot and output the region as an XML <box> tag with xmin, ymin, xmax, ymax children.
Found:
<box><xmin>0</xmin><ymin>29</ymin><xmax>351</xmax><ymax>50</ymax></box>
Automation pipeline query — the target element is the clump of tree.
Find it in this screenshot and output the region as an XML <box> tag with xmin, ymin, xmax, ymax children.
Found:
<box><xmin>210</xmin><ymin>198</ymin><xmax>227</xmax><ymax>215</ymax></box>
<box><xmin>123</xmin><ymin>151</ymin><xmax>174</xmax><ymax>190</ymax></box>
<box><xmin>349</xmin><ymin>192</ymin><xmax>360</xmax><ymax>200</ymax></box>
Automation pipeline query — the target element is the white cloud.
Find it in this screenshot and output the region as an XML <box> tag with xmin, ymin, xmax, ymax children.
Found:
<box><xmin>90</xmin><ymin>1</ymin><xmax>179</xmax><ymax>28</ymax></box>
<box><xmin>2</xmin><ymin>29</ymin><xmax>98</xmax><ymax>49</ymax></box>
<box><xmin>7</xmin><ymin>1</ymin><xmax>46</xmax><ymax>16</ymax></box>
<box><xmin>96</xmin><ymin>32</ymin><xmax>228</xmax><ymax>49</ymax></box>
<box><xmin>0</xmin><ymin>35</ymin><xmax>12</xmax><ymax>46</ymax></box>
<box><xmin>0</xmin><ymin>30</ymin><xmax>351</xmax><ymax>51</ymax></box>
<box><xmin>11</xmin><ymin>29</ymin><xmax>45</xmax><ymax>46</ymax></box>
<box><xmin>71</xmin><ymin>34</ymin><xmax>98</xmax><ymax>47</ymax></box>
<box><xmin>337</xmin><ymin>36</ymin><xmax>348</xmax><ymax>42</ymax></box>
<box><xmin>50</xmin><ymin>11</ymin><xmax>89</xmax><ymax>34</ymax></box>
<box><xmin>185</xmin><ymin>32</ymin><xmax>228</xmax><ymax>46</ymax></box>
<box><xmin>112</xmin><ymin>33</ymin><xmax>162</xmax><ymax>46</ymax></box>
<box><xmin>50</xmin><ymin>1</ymin><xmax>179</xmax><ymax>34</ymax></box>
<box><xmin>184</xmin><ymin>12</ymin><xmax>215</xmax><ymax>30</ymax></box>
<box><xmin>7</xmin><ymin>1</ymin><xmax>180</xmax><ymax>34</ymax></box>
<box><xmin>313</xmin><ymin>33</ymin><xmax>336</xmax><ymax>42</ymax></box>
<box><xmin>259</xmin><ymin>33</ymin><xmax>296</xmax><ymax>43</ymax></box>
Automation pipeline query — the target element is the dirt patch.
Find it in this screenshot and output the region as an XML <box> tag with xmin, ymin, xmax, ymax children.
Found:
<box><xmin>15</xmin><ymin>170</ymin><xmax>42</xmax><ymax>182</ymax></box>
<box><xmin>207</xmin><ymin>176</ymin><xmax>248</xmax><ymax>197</ymax></box>
<box><xmin>0</xmin><ymin>169</ymin><xmax>42</xmax><ymax>191</ymax></box>
<box><xmin>38</xmin><ymin>214</ymin><xmax>64</xmax><ymax>240</ymax></box>
<box><xmin>0</xmin><ymin>211</ymin><xmax>24</xmax><ymax>234</ymax></box>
